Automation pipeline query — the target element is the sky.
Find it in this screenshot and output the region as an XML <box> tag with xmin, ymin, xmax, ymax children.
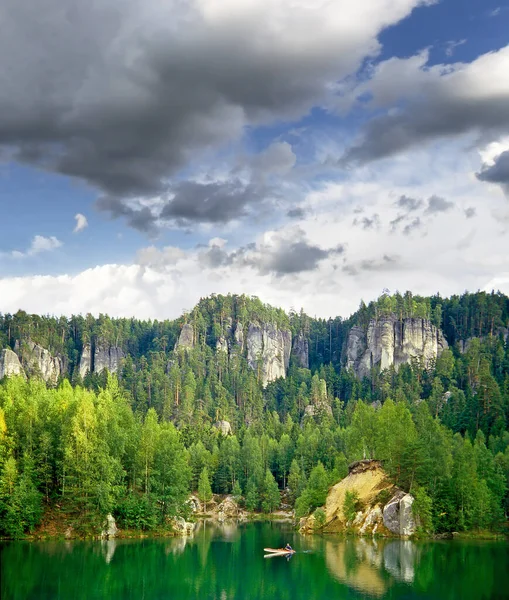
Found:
<box><xmin>1</xmin><ymin>0</ymin><xmax>509</xmax><ymax>321</ymax></box>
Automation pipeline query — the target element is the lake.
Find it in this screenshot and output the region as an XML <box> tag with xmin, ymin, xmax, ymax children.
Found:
<box><xmin>1</xmin><ymin>522</ymin><xmax>508</xmax><ymax>599</ymax></box>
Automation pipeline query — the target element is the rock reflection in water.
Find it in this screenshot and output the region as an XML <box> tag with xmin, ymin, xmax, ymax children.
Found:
<box><xmin>324</xmin><ymin>537</ymin><xmax>418</xmax><ymax>596</ymax></box>
<box><xmin>101</xmin><ymin>540</ymin><xmax>117</xmax><ymax>564</ymax></box>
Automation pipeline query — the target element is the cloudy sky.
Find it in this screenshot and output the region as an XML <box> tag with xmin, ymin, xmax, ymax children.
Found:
<box><xmin>1</xmin><ymin>0</ymin><xmax>509</xmax><ymax>320</ymax></box>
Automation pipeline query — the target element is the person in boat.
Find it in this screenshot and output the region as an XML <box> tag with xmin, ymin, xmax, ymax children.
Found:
<box><xmin>285</xmin><ymin>543</ymin><xmax>293</xmax><ymax>551</ymax></box>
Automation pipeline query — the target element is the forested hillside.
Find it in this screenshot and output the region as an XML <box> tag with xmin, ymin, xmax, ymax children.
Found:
<box><xmin>0</xmin><ymin>291</ymin><xmax>508</xmax><ymax>539</ymax></box>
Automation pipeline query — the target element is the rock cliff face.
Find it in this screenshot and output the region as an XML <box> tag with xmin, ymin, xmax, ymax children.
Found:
<box><xmin>300</xmin><ymin>460</ymin><xmax>418</xmax><ymax>538</ymax></box>
<box><xmin>78</xmin><ymin>342</ymin><xmax>124</xmax><ymax>377</ymax></box>
<box><xmin>292</xmin><ymin>331</ymin><xmax>309</xmax><ymax>369</ymax></box>
<box><xmin>176</xmin><ymin>324</ymin><xmax>195</xmax><ymax>350</ymax></box>
<box><xmin>21</xmin><ymin>340</ymin><xmax>66</xmax><ymax>385</ymax></box>
<box><xmin>346</xmin><ymin>316</ymin><xmax>448</xmax><ymax>379</ymax></box>
<box><xmin>0</xmin><ymin>348</ymin><xmax>25</xmax><ymax>379</ymax></box>
<box><xmin>94</xmin><ymin>344</ymin><xmax>124</xmax><ymax>374</ymax></box>
<box><xmin>246</xmin><ymin>322</ymin><xmax>292</xmax><ymax>387</ymax></box>
<box><xmin>79</xmin><ymin>344</ymin><xmax>92</xmax><ymax>378</ymax></box>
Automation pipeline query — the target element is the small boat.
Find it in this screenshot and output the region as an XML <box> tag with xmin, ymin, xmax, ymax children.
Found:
<box><xmin>263</xmin><ymin>547</ymin><xmax>295</xmax><ymax>556</ymax></box>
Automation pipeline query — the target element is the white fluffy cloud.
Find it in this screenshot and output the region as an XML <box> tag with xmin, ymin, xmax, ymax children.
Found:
<box><xmin>73</xmin><ymin>213</ymin><xmax>88</xmax><ymax>233</ymax></box>
<box><xmin>3</xmin><ymin>235</ymin><xmax>62</xmax><ymax>259</ymax></box>
<box><xmin>1</xmin><ymin>138</ymin><xmax>508</xmax><ymax>319</ymax></box>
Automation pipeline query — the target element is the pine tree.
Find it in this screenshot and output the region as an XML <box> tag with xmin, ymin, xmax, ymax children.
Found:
<box><xmin>198</xmin><ymin>467</ymin><xmax>212</xmax><ymax>512</ymax></box>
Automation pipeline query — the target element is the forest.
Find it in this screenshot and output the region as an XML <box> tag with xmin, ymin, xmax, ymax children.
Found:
<box><xmin>0</xmin><ymin>290</ymin><xmax>508</xmax><ymax>538</ymax></box>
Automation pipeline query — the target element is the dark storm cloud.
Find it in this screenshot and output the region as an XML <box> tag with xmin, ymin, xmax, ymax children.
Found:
<box><xmin>342</xmin><ymin>98</ymin><xmax>509</xmax><ymax>164</ymax></box>
<box><xmin>254</xmin><ymin>241</ymin><xmax>344</xmax><ymax>276</ymax></box>
<box><xmin>161</xmin><ymin>180</ymin><xmax>269</xmax><ymax>225</ymax></box>
<box><xmin>1</xmin><ymin>0</ymin><xmax>425</xmax><ymax>228</ymax></box>
<box><xmin>192</xmin><ymin>232</ymin><xmax>345</xmax><ymax>276</ymax></box>
<box><xmin>96</xmin><ymin>196</ymin><xmax>160</xmax><ymax>235</ymax></box>
<box><xmin>341</xmin><ymin>47</ymin><xmax>509</xmax><ymax>165</ymax></box>
<box><xmin>476</xmin><ymin>151</ymin><xmax>509</xmax><ymax>187</ymax></box>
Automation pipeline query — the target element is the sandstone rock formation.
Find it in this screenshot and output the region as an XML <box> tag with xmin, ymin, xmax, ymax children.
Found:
<box><xmin>101</xmin><ymin>513</ymin><xmax>119</xmax><ymax>539</ymax></box>
<box><xmin>213</xmin><ymin>420</ymin><xmax>232</xmax><ymax>436</ymax></box>
<box><xmin>79</xmin><ymin>343</ymin><xmax>92</xmax><ymax>378</ymax></box>
<box><xmin>94</xmin><ymin>344</ymin><xmax>124</xmax><ymax>374</ymax></box>
<box><xmin>383</xmin><ymin>490</ymin><xmax>417</xmax><ymax>537</ymax></box>
<box><xmin>292</xmin><ymin>331</ymin><xmax>309</xmax><ymax>369</ymax></box>
<box><xmin>176</xmin><ymin>323</ymin><xmax>195</xmax><ymax>350</ymax></box>
<box><xmin>246</xmin><ymin>322</ymin><xmax>292</xmax><ymax>387</ymax></box>
<box><xmin>0</xmin><ymin>348</ymin><xmax>25</xmax><ymax>379</ymax></box>
<box><xmin>233</xmin><ymin>323</ymin><xmax>244</xmax><ymax>351</ymax></box>
<box><xmin>346</xmin><ymin>316</ymin><xmax>448</xmax><ymax>379</ymax></box>
<box><xmin>172</xmin><ymin>517</ymin><xmax>195</xmax><ymax>536</ymax></box>
<box><xmin>79</xmin><ymin>342</ymin><xmax>124</xmax><ymax>376</ymax></box>
<box><xmin>300</xmin><ymin>459</ymin><xmax>418</xmax><ymax>538</ymax></box>
<box><xmin>18</xmin><ymin>340</ymin><xmax>66</xmax><ymax>384</ymax></box>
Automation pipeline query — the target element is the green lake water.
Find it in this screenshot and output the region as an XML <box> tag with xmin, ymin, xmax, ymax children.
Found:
<box><xmin>1</xmin><ymin>522</ymin><xmax>508</xmax><ymax>599</ymax></box>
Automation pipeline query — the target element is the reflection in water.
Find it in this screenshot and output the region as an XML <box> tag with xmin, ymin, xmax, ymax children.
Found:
<box><xmin>101</xmin><ymin>540</ymin><xmax>117</xmax><ymax>564</ymax></box>
<box><xmin>324</xmin><ymin>537</ymin><xmax>420</xmax><ymax>595</ymax></box>
<box><xmin>1</xmin><ymin>523</ymin><xmax>507</xmax><ymax>600</ymax></box>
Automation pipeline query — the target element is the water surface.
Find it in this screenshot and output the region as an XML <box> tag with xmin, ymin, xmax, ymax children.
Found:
<box><xmin>1</xmin><ymin>522</ymin><xmax>508</xmax><ymax>599</ymax></box>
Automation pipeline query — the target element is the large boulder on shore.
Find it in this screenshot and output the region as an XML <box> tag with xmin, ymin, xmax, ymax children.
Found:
<box><xmin>300</xmin><ymin>459</ymin><xmax>418</xmax><ymax>537</ymax></box>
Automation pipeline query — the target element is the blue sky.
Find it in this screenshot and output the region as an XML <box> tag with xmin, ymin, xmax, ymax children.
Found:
<box><xmin>0</xmin><ymin>0</ymin><xmax>508</xmax><ymax>319</ymax></box>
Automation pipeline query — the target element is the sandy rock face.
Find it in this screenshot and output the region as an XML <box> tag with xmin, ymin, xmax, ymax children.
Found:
<box><xmin>347</xmin><ymin>316</ymin><xmax>448</xmax><ymax>379</ymax></box>
<box><xmin>0</xmin><ymin>348</ymin><xmax>25</xmax><ymax>379</ymax></box>
<box><xmin>300</xmin><ymin>460</ymin><xmax>417</xmax><ymax>538</ymax></box>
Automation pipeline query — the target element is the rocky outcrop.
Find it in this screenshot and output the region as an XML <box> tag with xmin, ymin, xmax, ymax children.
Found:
<box><xmin>213</xmin><ymin>420</ymin><xmax>232</xmax><ymax>436</ymax></box>
<box><xmin>101</xmin><ymin>513</ymin><xmax>118</xmax><ymax>539</ymax></box>
<box><xmin>94</xmin><ymin>344</ymin><xmax>124</xmax><ymax>374</ymax></box>
<box><xmin>246</xmin><ymin>322</ymin><xmax>292</xmax><ymax>387</ymax></box>
<box><xmin>176</xmin><ymin>323</ymin><xmax>195</xmax><ymax>350</ymax></box>
<box><xmin>216</xmin><ymin>336</ymin><xmax>228</xmax><ymax>353</ymax></box>
<box><xmin>346</xmin><ymin>316</ymin><xmax>448</xmax><ymax>379</ymax></box>
<box><xmin>172</xmin><ymin>517</ymin><xmax>195</xmax><ymax>536</ymax></box>
<box><xmin>17</xmin><ymin>340</ymin><xmax>66</xmax><ymax>385</ymax></box>
<box><xmin>0</xmin><ymin>348</ymin><xmax>25</xmax><ymax>379</ymax></box>
<box><xmin>233</xmin><ymin>323</ymin><xmax>244</xmax><ymax>352</ymax></box>
<box><xmin>78</xmin><ymin>342</ymin><xmax>124</xmax><ymax>376</ymax></box>
<box><xmin>300</xmin><ymin>459</ymin><xmax>418</xmax><ymax>538</ymax></box>
<box><xmin>292</xmin><ymin>331</ymin><xmax>309</xmax><ymax>369</ymax></box>
<box><xmin>383</xmin><ymin>491</ymin><xmax>417</xmax><ymax>536</ymax></box>
<box><xmin>79</xmin><ymin>343</ymin><xmax>92</xmax><ymax>378</ymax></box>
